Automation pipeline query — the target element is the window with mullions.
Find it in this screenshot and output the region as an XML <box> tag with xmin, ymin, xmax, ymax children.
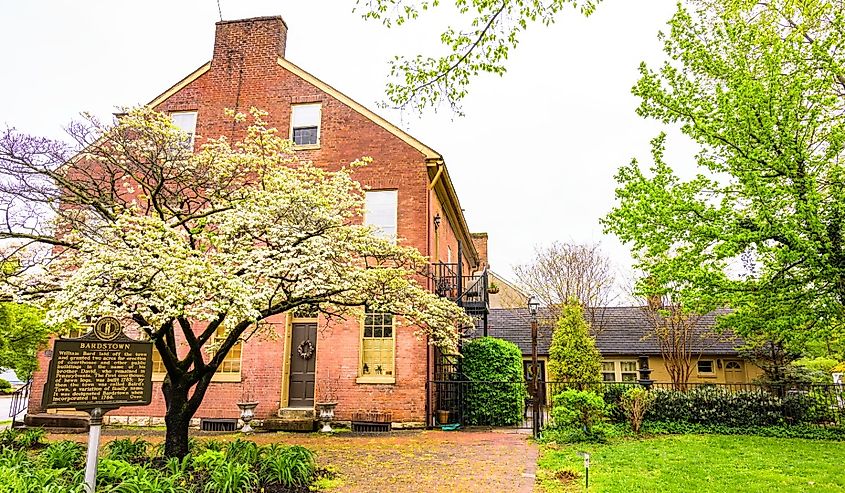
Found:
<box><xmin>601</xmin><ymin>360</ymin><xmax>639</xmax><ymax>382</ymax></box>
<box><xmin>361</xmin><ymin>311</ymin><xmax>394</xmax><ymax>379</ymax></box>
<box><xmin>291</xmin><ymin>104</ymin><xmax>320</xmax><ymax>146</ymax></box>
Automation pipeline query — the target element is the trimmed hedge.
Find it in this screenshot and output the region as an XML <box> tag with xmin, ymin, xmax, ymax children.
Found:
<box><xmin>461</xmin><ymin>337</ymin><xmax>527</xmax><ymax>426</ymax></box>
<box><xmin>599</xmin><ymin>385</ymin><xmax>837</xmax><ymax>427</ymax></box>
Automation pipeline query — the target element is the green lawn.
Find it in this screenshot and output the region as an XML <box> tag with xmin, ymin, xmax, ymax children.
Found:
<box><xmin>538</xmin><ymin>434</ymin><xmax>845</xmax><ymax>492</ymax></box>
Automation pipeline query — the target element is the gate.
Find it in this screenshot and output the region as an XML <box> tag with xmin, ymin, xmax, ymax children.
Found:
<box><xmin>429</xmin><ymin>380</ymin><xmax>542</xmax><ymax>432</ymax></box>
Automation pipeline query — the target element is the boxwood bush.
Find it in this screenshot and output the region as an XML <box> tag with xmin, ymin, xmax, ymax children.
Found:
<box><xmin>461</xmin><ymin>337</ymin><xmax>527</xmax><ymax>426</ymax></box>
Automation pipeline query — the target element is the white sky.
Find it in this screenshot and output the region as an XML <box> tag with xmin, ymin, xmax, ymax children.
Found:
<box><xmin>0</xmin><ymin>0</ymin><xmax>699</xmax><ymax>295</ymax></box>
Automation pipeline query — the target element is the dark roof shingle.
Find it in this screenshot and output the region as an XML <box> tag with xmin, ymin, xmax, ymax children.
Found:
<box><xmin>476</xmin><ymin>307</ymin><xmax>743</xmax><ymax>357</ymax></box>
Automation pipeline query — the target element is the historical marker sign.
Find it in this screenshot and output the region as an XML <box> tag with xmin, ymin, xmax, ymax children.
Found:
<box><xmin>42</xmin><ymin>317</ymin><xmax>154</xmax><ymax>410</ymax></box>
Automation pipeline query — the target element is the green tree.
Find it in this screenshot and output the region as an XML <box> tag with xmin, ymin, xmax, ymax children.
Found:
<box><xmin>356</xmin><ymin>0</ymin><xmax>600</xmax><ymax>114</ymax></box>
<box><xmin>548</xmin><ymin>302</ymin><xmax>601</xmax><ymax>382</ymax></box>
<box><xmin>0</xmin><ymin>303</ymin><xmax>51</xmax><ymax>380</ymax></box>
<box><xmin>603</xmin><ymin>0</ymin><xmax>845</xmax><ymax>346</ymax></box>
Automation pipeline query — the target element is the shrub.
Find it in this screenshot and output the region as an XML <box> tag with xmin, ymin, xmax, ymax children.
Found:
<box><xmin>0</xmin><ymin>378</ymin><xmax>11</xmax><ymax>391</ymax></box>
<box><xmin>105</xmin><ymin>437</ymin><xmax>150</xmax><ymax>463</ymax></box>
<box><xmin>620</xmin><ymin>386</ymin><xmax>655</xmax><ymax>433</ymax></box>
<box><xmin>548</xmin><ymin>303</ymin><xmax>602</xmax><ymax>382</ymax></box>
<box><xmin>259</xmin><ymin>444</ymin><xmax>317</xmax><ymax>487</ymax></box>
<box><xmin>204</xmin><ymin>461</ymin><xmax>257</xmax><ymax>493</ymax></box>
<box><xmin>645</xmin><ymin>386</ymin><xmax>833</xmax><ymax>426</ymax></box>
<box><xmin>461</xmin><ymin>337</ymin><xmax>527</xmax><ymax>426</ymax></box>
<box><xmin>550</xmin><ymin>389</ymin><xmax>608</xmax><ymax>440</ymax></box>
<box><xmin>40</xmin><ymin>440</ymin><xmax>84</xmax><ymax>469</ymax></box>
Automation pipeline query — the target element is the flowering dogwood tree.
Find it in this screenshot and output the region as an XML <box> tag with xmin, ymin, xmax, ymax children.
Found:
<box><xmin>0</xmin><ymin>107</ymin><xmax>472</xmax><ymax>457</ymax></box>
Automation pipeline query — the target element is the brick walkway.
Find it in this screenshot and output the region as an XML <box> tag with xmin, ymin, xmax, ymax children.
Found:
<box><xmin>273</xmin><ymin>429</ymin><xmax>538</xmax><ymax>493</ymax></box>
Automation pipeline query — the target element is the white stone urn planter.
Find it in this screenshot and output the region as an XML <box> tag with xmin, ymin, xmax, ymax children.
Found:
<box><xmin>315</xmin><ymin>402</ymin><xmax>338</xmax><ymax>432</ymax></box>
<box><xmin>237</xmin><ymin>401</ymin><xmax>259</xmax><ymax>433</ymax></box>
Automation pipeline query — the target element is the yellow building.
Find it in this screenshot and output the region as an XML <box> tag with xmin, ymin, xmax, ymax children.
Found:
<box><xmin>480</xmin><ymin>307</ymin><xmax>763</xmax><ymax>385</ymax></box>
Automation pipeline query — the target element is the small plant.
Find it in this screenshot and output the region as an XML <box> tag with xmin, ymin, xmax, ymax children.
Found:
<box><xmin>0</xmin><ymin>378</ymin><xmax>12</xmax><ymax>394</ymax></box>
<box><xmin>224</xmin><ymin>438</ymin><xmax>259</xmax><ymax>466</ymax></box>
<box><xmin>620</xmin><ymin>386</ymin><xmax>655</xmax><ymax>433</ymax></box>
<box><xmin>105</xmin><ymin>437</ymin><xmax>151</xmax><ymax>462</ymax></box>
<box><xmin>0</xmin><ymin>428</ymin><xmax>19</xmax><ymax>449</ymax></box>
<box><xmin>39</xmin><ymin>440</ymin><xmax>84</xmax><ymax>469</ymax></box>
<box><xmin>193</xmin><ymin>449</ymin><xmax>226</xmax><ymax>472</ymax></box>
<box><xmin>203</xmin><ymin>461</ymin><xmax>257</xmax><ymax>493</ymax></box>
<box><xmin>259</xmin><ymin>444</ymin><xmax>316</xmax><ymax>487</ymax></box>
<box><xmin>16</xmin><ymin>427</ymin><xmax>46</xmax><ymax>449</ymax></box>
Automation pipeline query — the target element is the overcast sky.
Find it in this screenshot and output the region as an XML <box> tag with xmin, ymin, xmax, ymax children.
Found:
<box><xmin>0</xmin><ymin>0</ymin><xmax>698</xmax><ymax>297</ymax></box>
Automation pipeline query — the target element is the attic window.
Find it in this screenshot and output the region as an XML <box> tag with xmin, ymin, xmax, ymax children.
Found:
<box><xmin>170</xmin><ymin>111</ymin><xmax>197</xmax><ymax>148</ymax></box>
<box><xmin>291</xmin><ymin>103</ymin><xmax>321</xmax><ymax>146</ymax></box>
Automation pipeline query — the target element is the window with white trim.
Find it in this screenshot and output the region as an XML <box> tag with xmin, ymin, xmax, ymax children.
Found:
<box><xmin>364</xmin><ymin>190</ymin><xmax>398</xmax><ymax>242</ymax></box>
<box><xmin>171</xmin><ymin>111</ymin><xmax>197</xmax><ymax>148</ymax></box>
<box><xmin>697</xmin><ymin>360</ymin><xmax>714</xmax><ymax>374</ymax></box>
<box><xmin>361</xmin><ymin>310</ymin><xmax>395</xmax><ymax>380</ymax></box>
<box><xmin>291</xmin><ymin>103</ymin><xmax>321</xmax><ymax>146</ymax></box>
<box><xmin>601</xmin><ymin>360</ymin><xmax>639</xmax><ymax>382</ymax></box>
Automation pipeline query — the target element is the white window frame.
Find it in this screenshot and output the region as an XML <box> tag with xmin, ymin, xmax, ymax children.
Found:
<box><xmin>170</xmin><ymin>111</ymin><xmax>198</xmax><ymax>148</ymax></box>
<box><xmin>601</xmin><ymin>360</ymin><xmax>639</xmax><ymax>382</ymax></box>
<box><xmin>697</xmin><ymin>359</ymin><xmax>715</xmax><ymax>375</ymax></box>
<box><xmin>290</xmin><ymin>103</ymin><xmax>321</xmax><ymax>148</ymax></box>
<box><xmin>364</xmin><ymin>190</ymin><xmax>398</xmax><ymax>243</ymax></box>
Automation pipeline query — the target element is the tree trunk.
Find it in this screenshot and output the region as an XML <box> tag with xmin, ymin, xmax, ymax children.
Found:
<box><xmin>163</xmin><ymin>381</ymin><xmax>196</xmax><ymax>459</ymax></box>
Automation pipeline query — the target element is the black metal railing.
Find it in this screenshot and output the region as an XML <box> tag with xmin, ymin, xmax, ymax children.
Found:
<box><xmin>429</xmin><ymin>262</ymin><xmax>489</xmax><ymax>332</ymax></box>
<box><xmin>429</xmin><ymin>380</ymin><xmax>845</xmax><ymax>431</ymax></box>
<box><xmin>9</xmin><ymin>379</ymin><xmax>32</xmax><ymax>428</ymax></box>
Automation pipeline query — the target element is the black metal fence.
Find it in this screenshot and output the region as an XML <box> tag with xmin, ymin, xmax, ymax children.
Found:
<box><xmin>430</xmin><ymin>380</ymin><xmax>845</xmax><ymax>432</ymax></box>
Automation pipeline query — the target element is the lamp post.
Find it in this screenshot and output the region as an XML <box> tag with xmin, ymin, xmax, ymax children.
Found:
<box><xmin>529</xmin><ymin>296</ymin><xmax>540</xmax><ymax>437</ymax></box>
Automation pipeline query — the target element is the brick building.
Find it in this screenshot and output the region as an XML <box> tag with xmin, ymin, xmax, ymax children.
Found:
<box><xmin>25</xmin><ymin>16</ymin><xmax>489</xmax><ymax>430</ymax></box>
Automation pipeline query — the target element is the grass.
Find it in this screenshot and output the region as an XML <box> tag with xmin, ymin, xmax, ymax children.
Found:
<box><xmin>538</xmin><ymin>434</ymin><xmax>845</xmax><ymax>492</ymax></box>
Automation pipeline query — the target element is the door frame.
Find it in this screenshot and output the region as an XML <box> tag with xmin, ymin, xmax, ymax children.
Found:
<box><xmin>280</xmin><ymin>315</ymin><xmax>319</xmax><ymax>409</ymax></box>
<box><xmin>723</xmin><ymin>359</ymin><xmax>746</xmax><ymax>384</ymax></box>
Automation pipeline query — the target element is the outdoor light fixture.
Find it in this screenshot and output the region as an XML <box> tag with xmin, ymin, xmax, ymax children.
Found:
<box><xmin>433</xmin><ymin>213</ymin><xmax>441</xmax><ymax>231</ymax></box>
<box><xmin>577</xmin><ymin>452</ymin><xmax>591</xmax><ymax>489</ymax></box>
<box><xmin>528</xmin><ymin>296</ymin><xmax>540</xmax><ymax>318</ymax></box>
<box><xmin>528</xmin><ymin>295</ymin><xmax>541</xmax><ymax>437</ymax></box>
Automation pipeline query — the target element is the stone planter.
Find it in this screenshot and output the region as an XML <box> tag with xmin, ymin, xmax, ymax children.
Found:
<box><xmin>237</xmin><ymin>401</ymin><xmax>259</xmax><ymax>434</ymax></box>
<box><xmin>316</xmin><ymin>402</ymin><xmax>338</xmax><ymax>432</ymax></box>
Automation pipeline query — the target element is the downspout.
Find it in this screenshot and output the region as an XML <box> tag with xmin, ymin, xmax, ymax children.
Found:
<box><xmin>425</xmin><ymin>164</ymin><xmax>434</xmax><ymax>429</ymax></box>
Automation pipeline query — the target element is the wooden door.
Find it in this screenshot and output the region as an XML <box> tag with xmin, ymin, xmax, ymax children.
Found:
<box><xmin>724</xmin><ymin>360</ymin><xmax>745</xmax><ymax>384</ymax></box>
<box><xmin>288</xmin><ymin>322</ymin><xmax>317</xmax><ymax>408</ymax></box>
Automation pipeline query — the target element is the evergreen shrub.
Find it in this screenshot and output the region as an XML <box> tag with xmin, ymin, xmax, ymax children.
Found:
<box><xmin>461</xmin><ymin>337</ymin><xmax>527</xmax><ymax>426</ymax></box>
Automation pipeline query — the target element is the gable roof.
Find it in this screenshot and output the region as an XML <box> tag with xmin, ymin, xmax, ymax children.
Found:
<box><xmin>480</xmin><ymin>307</ymin><xmax>744</xmax><ymax>357</ymax></box>
<box><xmin>144</xmin><ymin>57</ymin><xmax>442</xmax><ymax>161</ymax></box>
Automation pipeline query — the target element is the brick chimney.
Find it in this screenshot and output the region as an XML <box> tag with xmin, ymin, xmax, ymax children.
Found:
<box><xmin>471</xmin><ymin>232</ymin><xmax>488</xmax><ymax>270</ymax></box>
<box><xmin>212</xmin><ymin>16</ymin><xmax>288</xmax><ymax>69</ymax></box>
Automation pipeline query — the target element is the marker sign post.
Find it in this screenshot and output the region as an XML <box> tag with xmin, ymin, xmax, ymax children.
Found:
<box><xmin>42</xmin><ymin>317</ymin><xmax>153</xmax><ymax>492</ymax></box>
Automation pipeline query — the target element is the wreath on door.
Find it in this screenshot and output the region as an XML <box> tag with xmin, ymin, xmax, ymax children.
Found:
<box><xmin>297</xmin><ymin>339</ymin><xmax>315</xmax><ymax>360</ymax></box>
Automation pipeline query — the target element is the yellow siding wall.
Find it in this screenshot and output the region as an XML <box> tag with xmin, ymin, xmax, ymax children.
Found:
<box><xmin>602</xmin><ymin>355</ymin><xmax>764</xmax><ymax>384</ymax></box>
